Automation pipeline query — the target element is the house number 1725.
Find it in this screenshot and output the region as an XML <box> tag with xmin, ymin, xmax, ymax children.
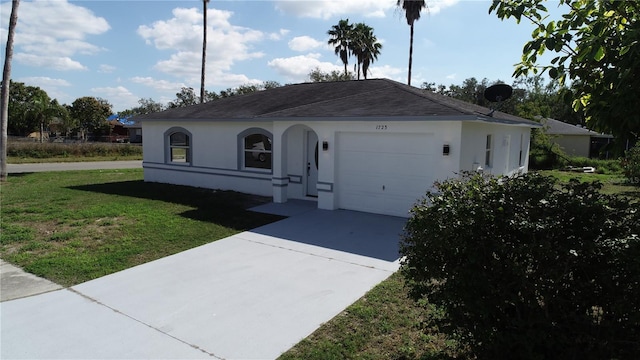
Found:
<box><xmin>376</xmin><ymin>125</ymin><xmax>388</xmax><ymax>130</ymax></box>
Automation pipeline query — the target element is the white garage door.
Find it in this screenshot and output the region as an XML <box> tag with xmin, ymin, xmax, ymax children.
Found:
<box><xmin>336</xmin><ymin>132</ymin><xmax>435</xmax><ymax>217</ymax></box>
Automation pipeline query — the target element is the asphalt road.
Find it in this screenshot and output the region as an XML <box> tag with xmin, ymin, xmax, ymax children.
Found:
<box><xmin>6</xmin><ymin>160</ymin><xmax>142</xmax><ymax>173</ymax></box>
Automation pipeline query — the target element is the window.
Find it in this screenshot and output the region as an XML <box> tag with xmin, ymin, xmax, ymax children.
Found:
<box><xmin>518</xmin><ymin>133</ymin><xmax>524</xmax><ymax>167</ymax></box>
<box><xmin>485</xmin><ymin>134</ymin><xmax>493</xmax><ymax>167</ymax></box>
<box><xmin>165</xmin><ymin>127</ymin><xmax>191</xmax><ymax>164</ymax></box>
<box><xmin>243</xmin><ymin>132</ymin><xmax>272</xmax><ymax>170</ymax></box>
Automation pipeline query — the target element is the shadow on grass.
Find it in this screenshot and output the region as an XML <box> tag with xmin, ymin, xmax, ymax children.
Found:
<box><xmin>68</xmin><ymin>180</ymin><xmax>285</xmax><ymax>231</ymax></box>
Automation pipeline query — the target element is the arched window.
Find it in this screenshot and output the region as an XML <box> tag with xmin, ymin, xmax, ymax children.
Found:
<box><xmin>239</xmin><ymin>129</ymin><xmax>272</xmax><ymax>170</ymax></box>
<box><xmin>165</xmin><ymin>127</ymin><xmax>192</xmax><ymax>164</ymax></box>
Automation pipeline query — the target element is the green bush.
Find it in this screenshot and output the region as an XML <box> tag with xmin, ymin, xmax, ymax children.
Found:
<box><xmin>401</xmin><ymin>172</ymin><xmax>640</xmax><ymax>360</ymax></box>
<box><xmin>622</xmin><ymin>144</ymin><xmax>640</xmax><ymax>184</ymax></box>
<box><xmin>7</xmin><ymin>142</ymin><xmax>142</xmax><ymax>158</ymax></box>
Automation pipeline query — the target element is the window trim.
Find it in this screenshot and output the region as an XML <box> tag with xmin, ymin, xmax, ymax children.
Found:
<box><xmin>164</xmin><ymin>127</ymin><xmax>192</xmax><ymax>165</ymax></box>
<box><xmin>237</xmin><ymin>128</ymin><xmax>273</xmax><ymax>173</ymax></box>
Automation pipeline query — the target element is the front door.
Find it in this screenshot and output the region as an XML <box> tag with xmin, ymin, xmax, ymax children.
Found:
<box><xmin>306</xmin><ymin>131</ymin><xmax>319</xmax><ymax>197</ymax></box>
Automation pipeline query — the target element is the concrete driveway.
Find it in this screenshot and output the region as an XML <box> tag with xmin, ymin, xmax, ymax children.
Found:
<box><xmin>0</xmin><ymin>202</ymin><xmax>405</xmax><ymax>360</ymax></box>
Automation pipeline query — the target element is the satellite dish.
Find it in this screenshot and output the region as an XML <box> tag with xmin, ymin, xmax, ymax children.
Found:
<box><xmin>483</xmin><ymin>83</ymin><xmax>513</xmax><ymax>116</ymax></box>
<box><xmin>484</xmin><ymin>83</ymin><xmax>513</xmax><ymax>102</ymax></box>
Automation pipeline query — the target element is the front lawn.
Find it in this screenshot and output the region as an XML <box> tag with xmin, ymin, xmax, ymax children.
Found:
<box><xmin>0</xmin><ymin>169</ymin><xmax>283</xmax><ymax>286</ymax></box>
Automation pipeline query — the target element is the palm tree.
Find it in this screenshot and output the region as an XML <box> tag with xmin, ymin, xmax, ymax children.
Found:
<box><xmin>397</xmin><ymin>0</ymin><xmax>427</xmax><ymax>86</ymax></box>
<box><xmin>351</xmin><ymin>23</ymin><xmax>382</xmax><ymax>80</ymax></box>
<box><xmin>200</xmin><ymin>0</ymin><xmax>210</xmax><ymax>104</ymax></box>
<box><xmin>327</xmin><ymin>19</ymin><xmax>354</xmax><ymax>77</ymax></box>
<box><xmin>27</xmin><ymin>93</ymin><xmax>54</xmax><ymax>143</ymax></box>
<box><xmin>1</xmin><ymin>0</ymin><xmax>20</xmax><ymax>181</ymax></box>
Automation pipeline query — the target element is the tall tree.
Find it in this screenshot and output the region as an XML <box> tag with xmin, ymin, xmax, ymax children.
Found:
<box><xmin>69</xmin><ymin>96</ymin><xmax>112</xmax><ymax>139</ymax></box>
<box><xmin>1</xmin><ymin>0</ymin><xmax>20</xmax><ymax>182</ymax></box>
<box><xmin>27</xmin><ymin>92</ymin><xmax>54</xmax><ymax>143</ymax></box>
<box><xmin>327</xmin><ymin>19</ymin><xmax>354</xmax><ymax>77</ymax></box>
<box><xmin>119</xmin><ymin>98</ymin><xmax>165</xmax><ymax>117</ymax></box>
<box><xmin>200</xmin><ymin>0</ymin><xmax>210</xmax><ymax>104</ymax></box>
<box><xmin>351</xmin><ymin>23</ymin><xmax>382</xmax><ymax>80</ymax></box>
<box><xmin>7</xmin><ymin>82</ymin><xmax>49</xmax><ymax>136</ymax></box>
<box><xmin>489</xmin><ymin>0</ymin><xmax>640</xmax><ymax>151</ymax></box>
<box><xmin>168</xmin><ymin>87</ymin><xmax>199</xmax><ymax>108</ymax></box>
<box><xmin>397</xmin><ymin>0</ymin><xmax>427</xmax><ymax>86</ymax></box>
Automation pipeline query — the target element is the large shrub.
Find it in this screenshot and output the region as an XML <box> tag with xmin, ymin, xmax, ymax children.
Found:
<box><xmin>622</xmin><ymin>144</ymin><xmax>640</xmax><ymax>184</ymax></box>
<box><xmin>401</xmin><ymin>172</ymin><xmax>640</xmax><ymax>359</ymax></box>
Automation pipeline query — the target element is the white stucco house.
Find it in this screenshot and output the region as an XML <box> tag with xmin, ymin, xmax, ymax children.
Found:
<box><xmin>541</xmin><ymin>118</ymin><xmax>613</xmax><ymax>158</ymax></box>
<box><xmin>138</xmin><ymin>79</ymin><xmax>540</xmax><ymax>217</ymax></box>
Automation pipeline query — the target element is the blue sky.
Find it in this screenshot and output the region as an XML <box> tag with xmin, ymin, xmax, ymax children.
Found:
<box><xmin>0</xmin><ymin>0</ymin><xmax>563</xmax><ymax>112</ymax></box>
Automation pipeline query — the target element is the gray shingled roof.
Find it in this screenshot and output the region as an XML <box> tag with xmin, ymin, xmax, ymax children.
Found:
<box><xmin>136</xmin><ymin>78</ymin><xmax>539</xmax><ymax>127</ymax></box>
<box><xmin>542</xmin><ymin>118</ymin><xmax>613</xmax><ymax>137</ymax></box>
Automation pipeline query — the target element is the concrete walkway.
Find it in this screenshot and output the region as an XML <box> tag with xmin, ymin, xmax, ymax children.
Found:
<box><xmin>0</xmin><ymin>260</ymin><xmax>63</xmax><ymax>302</ymax></box>
<box><xmin>0</xmin><ymin>205</ymin><xmax>405</xmax><ymax>360</ymax></box>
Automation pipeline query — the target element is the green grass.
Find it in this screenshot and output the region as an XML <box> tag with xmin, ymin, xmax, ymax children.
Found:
<box><xmin>0</xmin><ymin>169</ymin><xmax>283</xmax><ymax>286</ymax></box>
<box><xmin>540</xmin><ymin>169</ymin><xmax>640</xmax><ymax>198</ymax></box>
<box><xmin>279</xmin><ymin>272</ymin><xmax>459</xmax><ymax>360</ymax></box>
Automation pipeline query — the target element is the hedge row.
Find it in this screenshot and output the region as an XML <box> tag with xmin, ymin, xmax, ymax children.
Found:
<box><xmin>7</xmin><ymin>142</ymin><xmax>142</xmax><ymax>158</ymax></box>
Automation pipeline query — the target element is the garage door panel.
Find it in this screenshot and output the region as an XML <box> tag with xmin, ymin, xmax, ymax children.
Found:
<box><xmin>336</xmin><ymin>132</ymin><xmax>434</xmax><ymax>217</ymax></box>
<box><xmin>339</xmin><ymin>172</ymin><xmax>432</xmax><ymax>195</ymax></box>
<box><xmin>340</xmin><ymin>153</ymin><xmax>432</xmax><ymax>177</ymax></box>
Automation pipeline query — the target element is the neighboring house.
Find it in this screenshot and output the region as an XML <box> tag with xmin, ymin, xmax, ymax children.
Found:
<box><xmin>106</xmin><ymin>120</ymin><xmax>129</xmax><ymax>142</ymax></box>
<box><xmin>541</xmin><ymin>118</ymin><xmax>613</xmax><ymax>158</ymax></box>
<box><xmin>137</xmin><ymin>79</ymin><xmax>540</xmax><ymax>217</ymax></box>
<box><xmin>125</xmin><ymin>122</ymin><xmax>143</xmax><ymax>143</ymax></box>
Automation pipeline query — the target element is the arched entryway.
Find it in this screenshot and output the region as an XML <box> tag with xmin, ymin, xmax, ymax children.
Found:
<box><xmin>278</xmin><ymin>124</ymin><xmax>319</xmax><ymax>201</ymax></box>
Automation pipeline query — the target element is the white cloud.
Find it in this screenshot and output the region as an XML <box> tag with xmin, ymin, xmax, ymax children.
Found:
<box><xmin>446</xmin><ymin>73</ymin><xmax>457</xmax><ymax>80</ymax></box>
<box><xmin>274</xmin><ymin>0</ymin><xmax>459</xmax><ymax>19</ymax></box>
<box><xmin>99</xmin><ymin>64</ymin><xmax>116</xmax><ymax>73</ymax></box>
<box><xmin>137</xmin><ymin>7</ymin><xmax>206</xmax><ymax>51</ymax></box>
<box><xmin>269</xmin><ymin>29</ymin><xmax>290</xmax><ymax>41</ymax></box>
<box><xmin>2</xmin><ymin>0</ymin><xmax>109</xmax><ymax>71</ymax></box>
<box><xmin>367</xmin><ymin>65</ymin><xmax>404</xmax><ymax>81</ymax></box>
<box><xmin>15</xmin><ymin>53</ymin><xmax>87</xmax><ymax>71</ymax></box>
<box><xmin>214</xmin><ymin>73</ymin><xmax>263</xmax><ymax>88</ymax></box>
<box><xmin>131</xmin><ymin>77</ymin><xmax>186</xmax><ymax>92</ymax></box>
<box><xmin>268</xmin><ymin>53</ymin><xmax>342</xmax><ymax>82</ymax></box>
<box><xmin>91</xmin><ymin>86</ymin><xmax>138</xmax><ymax>111</ymax></box>
<box><xmin>274</xmin><ymin>0</ymin><xmax>393</xmax><ymax>19</ymax></box>
<box><xmin>426</xmin><ymin>0</ymin><xmax>461</xmax><ymax>15</ymax></box>
<box><xmin>138</xmin><ymin>7</ymin><xmax>265</xmax><ymax>85</ymax></box>
<box><xmin>289</xmin><ymin>36</ymin><xmax>324</xmax><ymax>52</ymax></box>
<box><xmin>19</xmin><ymin>76</ymin><xmax>71</xmax><ymax>88</ymax></box>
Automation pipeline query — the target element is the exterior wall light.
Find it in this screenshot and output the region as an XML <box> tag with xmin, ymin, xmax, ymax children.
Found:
<box><xmin>443</xmin><ymin>144</ymin><xmax>450</xmax><ymax>156</ymax></box>
<box><xmin>323</xmin><ymin>141</ymin><xmax>329</xmax><ymax>151</ymax></box>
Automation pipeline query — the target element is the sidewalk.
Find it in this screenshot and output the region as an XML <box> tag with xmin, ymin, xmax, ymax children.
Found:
<box><xmin>0</xmin><ymin>259</ymin><xmax>63</xmax><ymax>302</ymax></box>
